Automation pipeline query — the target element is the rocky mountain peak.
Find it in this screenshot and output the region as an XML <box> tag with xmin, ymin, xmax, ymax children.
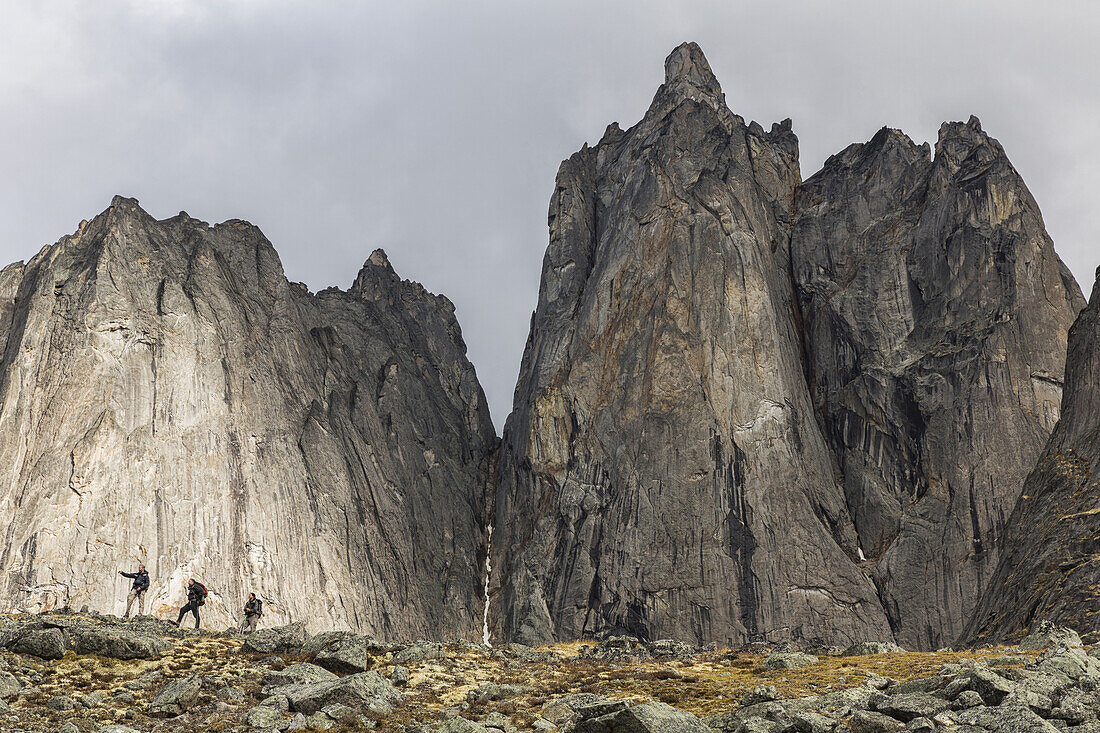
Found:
<box><xmin>656</xmin><ymin>41</ymin><xmax>726</xmax><ymax>113</ymax></box>
<box><xmin>934</xmin><ymin>115</ymin><xmax>1004</xmax><ymax>171</ymax></box>
<box><xmin>366</xmin><ymin>248</ymin><xmax>394</xmax><ymax>272</ymax></box>
<box><xmin>664</xmin><ymin>42</ymin><xmax>720</xmax><ymax>91</ymax></box>
<box><xmin>351</xmin><ymin>248</ymin><xmax>400</xmax><ymax>300</ymax></box>
<box><xmin>0</xmin><ymin>198</ymin><xmax>495</xmax><ymax>639</ymax></box>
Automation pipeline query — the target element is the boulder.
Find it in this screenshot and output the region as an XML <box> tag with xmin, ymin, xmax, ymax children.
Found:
<box><xmin>46</xmin><ymin>694</ymin><xmax>76</xmax><ymax>710</ymax></box>
<box><xmin>466</xmin><ymin>682</ymin><xmax>527</xmax><ymax>705</ymax></box>
<box><xmin>505</xmin><ymin>643</ymin><xmax>553</xmax><ymax>663</ymax></box>
<box><xmin>793</xmin><ymin>712</ymin><xmax>838</xmax><ymax>733</ymax></box>
<box><xmin>842</xmin><ymin>642</ymin><xmax>905</xmax><ymax>657</ymax></box>
<box><xmin>646</xmin><ymin>639</ymin><xmax>697</xmax><ymax>660</ymax></box>
<box><xmin>7</xmin><ymin>627</ymin><xmax>65</xmax><ymax>659</ymax></box>
<box><xmin>246</xmin><ymin>704</ymin><xmax>282</xmax><ymax>729</ymax></box>
<box><xmin>0</xmin><ymin>671</ymin><xmax>21</xmax><ymax>700</ymax></box>
<box><xmin>1033</xmin><ymin>646</ymin><xmax>1100</xmax><ymax>680</ymax></box>
<box><xmin>1020</xmin><ymin>622</ymin><xmax>1083</xmax><ymax>651</ymax></box>
<box><xmin>392</xmin><ymin>664</ymin><xmax>410</xmax><ymax>686</ymax></box>
<box><xmin>308</xmin><ymin>633</ymin><xmax>379</xmax><ymax>673</ymax></box>
<box><xmin>281</xmin><ymin>670</ymin><xmax>404</xmax><ymax>715</ymax></box>
<box><xmin>149</xmin><ymin>675</ymin><xmax>202</xmax><ymax>717</ymax></box>
<box><xmin>263</xmin><ymin>663</ymin><xmax>339</xmax><ymax>694</ymax></box>
<box><xmin>568</xmin><ymin>701</ymin><xmax>712</xmax><ymax>733</ymax></box>
<box><xmin>241</xmin><ymin>622</ymin><xmax>307</xmax><ymax>655</ymax></box>
<box><xmin>440</xmin><ymin>717</ymin><xmax>488</xmax><ymax>733</ymax></box>
<box><xmin>258</xmin><ymin>694</ymin><xmax>290</xmax><ymax>713</ymax></box>
<box><xmin>951</xmin><ymin>704</ymin><xmax>1060</xmax><ymax>732</ymax></box>
<box><xmin>845</xmin><ymin>710</ymin><xmax>905</xmax><ymax>732</ymax></box>
<box><xmin>305</xmin><ymin>712</ymin><xmax>334</xmax><ymax>730</ymax></box>
<box><xmin>67</xmin><ymin>623</ymin><xmax>170</xmax><ymax>659</ymax></box>
<box><xmin>393</xmin><ymin>641</ymin><xmax>448</xmax><ymax>664</ymax></box>
<box><xmin>872</xmin><ymin>692</ymin><xmax>950</xmax><ymax>722</ymax></box>
<box><xmin>765</xmin><ymin>651</ymin><xmax>818</xmax><ymax>670</ymax></box>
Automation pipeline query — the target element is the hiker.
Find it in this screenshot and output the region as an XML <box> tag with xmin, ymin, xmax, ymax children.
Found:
<box><xmin>239</xmin><ymin>592</ymin><xmax>263</xmax><ymax>633</ymax></box>
<box><xmin>173</xmin><ymin>578</ymin><xmax>207</xmax><ymax>629</ymax></box>
<box><xmin>118</xmin><ymin>564</ymin><xmax>150</xmax><ymax>617</ymax></box>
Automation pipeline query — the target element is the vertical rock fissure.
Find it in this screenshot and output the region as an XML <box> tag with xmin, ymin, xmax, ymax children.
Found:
<box><xmin>482</xmin><ymin>523</ymin><xmax>493</xmax><ymax>646</ymax></box>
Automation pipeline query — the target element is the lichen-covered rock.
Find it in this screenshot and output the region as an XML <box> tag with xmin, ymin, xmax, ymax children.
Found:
<box><xmin>492</xmin><ymin>41</ymin><xmax>893</xmax><ymax>648</ymax></box>
<box><xmin>308</xmin><ymin>632</ymin><xmax>379</xmax><ymax>673</ymax></box>
<box><xmin>6</xmin><ymin>626</ymin><xmax>65</xmax><ymax>660</ymax></box>
<box><xmin>0</xmin><ymin>197</ymin><xmax>495</xmax><ymax>640</ymax></box>
<box><xmin>843</xmin><ymin>642</ymin><xmax>905</xmax><ymax>657</ymax></box>
<box><xmin>67</xmin><ymin>623</ymin><xmax>170</xmax><ymax>659</ymax></box>
<box><xmin>1019</xmin><ymin>621</ymin><xmax>1083</xmax><ymax>651</ymax></box>
<box><xmin>242</xmin><ymin>623</ymin><xmax>307</xmax><ymax>656</ymax></box>
<box><xmin>872</xmin><ymin>692</ymin><xmax>950</xmax><ymax>722</ymax></box>
<box><xmin>764</xmin><ymin>651</ymin><xmax>818</xmax><ymax>670</ymax></box>
<box><xmin>262</xmin><ymin>663</ymin><xmax>338</xmax><ymax>694</ymax></box>
<box><xmin>963</xmin><ymin>269</ymin><xmax>1100</xmax><ymax>645</ymax></box>
<box><xmin>281</xmin><ymin>670</ymin><xmax>404</xmax><ymax>715</ymax></box>
<box><xmin>0</xmin><ymin>671</ymin><xmax>20</xmax><ymax>700</ymax></box>
<box><xmin>465</xmin><ymin>682</ymin><xmax>527</xmax><ymax>705</ymax></box>
<box><xmin>246</xmin><ymin>704</ymin><xmax>282</xmax><ymax>729</ymax></box>
<box><xmin>568</xmin><ymin>701</ymin><xmax>712</xmax><ymax>733</ymax></box>
<box><xmin>950</xmin><ymin>704</ymin><xmax>1060</xmax><ymax>732</ymax></box>
<box><xmin>149</xmin><ymin>674</ymin><xmax>202</xmax><ymax>717</ymax></box>
<box><xmin>393</xmin><ymin>641</ymin><xmax>447</xmax><ymax>664</ymax></box>
<box><xmin>791</xmin><ymin>119</ymin><xmax>1084</xmax><ymax>651</ymax></box>
<box><xmin>845</xmin><ymin>711</ymin><xmax>906</xmax><ymax>733</ymax></box>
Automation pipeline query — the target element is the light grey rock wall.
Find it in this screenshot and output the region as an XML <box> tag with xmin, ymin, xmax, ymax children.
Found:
<box><xmin>0</xmin><ymin>197</ymin><xmax>496</xmax><ymax>639</ymax></box>
<box><xmin>790</xmin><ymin>119</ymin><xmax>1085</xmax><ymax>649</ymax></box>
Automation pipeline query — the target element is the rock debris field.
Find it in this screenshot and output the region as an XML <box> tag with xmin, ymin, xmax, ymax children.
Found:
<box><xmin>2</xmin><ymin>613</ymin><xmax>1100</xmax><ymax>732</ymax></box>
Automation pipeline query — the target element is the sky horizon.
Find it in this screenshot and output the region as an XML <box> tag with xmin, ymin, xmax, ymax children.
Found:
<box><xmin>2</xmin><ymin>2</ymin><xmax>1097</xmax><ymax>428</ymax></box>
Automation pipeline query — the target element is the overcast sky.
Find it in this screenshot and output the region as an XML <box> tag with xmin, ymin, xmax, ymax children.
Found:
<box><xmin>1</xmin><ymin>1</ymin><xmax>1097</xmax><ymax>428</ymax></box>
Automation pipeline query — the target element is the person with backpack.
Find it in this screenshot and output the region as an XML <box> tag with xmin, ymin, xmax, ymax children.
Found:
<box><xmin>118</xmin><ymin>564</ymin><xmax>150</xmax><ymax>617</ymax></box>
<box><xmin>173</xmin><ymin>578</ymin><xmax>207</xmax><ymax>628</ymax></box>
<box><xmin>239</xmin><ymin>592</ymin><xmax>263</xmax><ymax>633</ymax></box>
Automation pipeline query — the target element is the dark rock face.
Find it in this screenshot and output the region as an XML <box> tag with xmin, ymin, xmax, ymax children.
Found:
<box><xmin>491</xmin><ymin>42</ymin><xmax>893</xmax><ymax>647</ymax></box>
<box><xmin>492</xmin><ymin>42</ymin><xmax>1084</xmax><ymax>649</ymax></box>
<box><xmin>963</xmin><ymin>269</ymin><xmax>1100</xmax><ymax>645</ymax></box>
<box><xmin>0</xmin><ymin>197</ymin><xmax>496</xmax><ymax>640</ymax></box>
<box><xmin>790</xmin><ymin>119</ymin><xmax>1086</xmax><ymax>649</ymax></box>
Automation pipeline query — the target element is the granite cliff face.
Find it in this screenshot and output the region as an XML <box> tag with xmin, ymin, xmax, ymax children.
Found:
<box><xmin>0</xmin><ymin>197</ymin><xmax>496</xmax><ymax>639</ymax></box>
<box><xmin>0</xmin><ymin>43</ymin><xmax>1088</xmax><ymax>650</ymax></box>
<box><xmin>491</xmin><ymin>43</ymin><xmax>894</xmax><ymax>648</ymax></box>
<box><xmin>962</xmin><ymin>268</ymin><xmax>1100</xmax><ymax>645</ymax></box>
<box><xmin>491</xmin><ymin>43</ymin><xmax>1084</xmax><ymax>649</ymax></box>
<box><xmin>791</xmin><ymin>119</ymin><xmax>1086</xmax><ymax>649</ymax></box>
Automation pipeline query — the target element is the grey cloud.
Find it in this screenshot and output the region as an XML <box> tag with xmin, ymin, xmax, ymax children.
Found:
<box><xmin>1</xmin><ymin>0</ymin><xmax>1096</xmax><ymax>427</ymax></box>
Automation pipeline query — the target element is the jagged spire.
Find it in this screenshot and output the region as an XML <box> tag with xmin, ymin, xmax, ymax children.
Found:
<box><xmin>651</xmin><ymin>42</ymin><xmax>727</xmax><ymax>116</ymax></box>
<box><xmin>664</xmin><ymin>42</ymin><xmax>721</xmax><ymax>95</ymax></box>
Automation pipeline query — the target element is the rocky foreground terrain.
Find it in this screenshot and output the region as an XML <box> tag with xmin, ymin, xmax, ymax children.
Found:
<box><xmin>3</xmin><ymin>613</ymin><xmax>1100</xmax><ymax>732</ymax></box>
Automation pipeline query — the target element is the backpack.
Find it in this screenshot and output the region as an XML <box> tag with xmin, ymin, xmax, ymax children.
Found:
<box><xmin>194</xmin><ymin>582</ymin><xmax>208</xmax><ymax>606</ymax></box>
<box><xmin>252</xmin><ymin>598</ymin><xmax>263</xmax><ymax>615</ymax></box>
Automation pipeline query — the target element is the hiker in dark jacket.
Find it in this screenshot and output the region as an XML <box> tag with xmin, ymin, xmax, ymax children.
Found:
<box><xmin>119</xmin><ymin>564</ymin><xmax>150</xmax><ymax>618</ymax></box>
<box><xmin>174</xmin><ymin>578</ymin><xmax>207</xmax><ymax>628</ymax></box>
<box><xmin>239</xmin><ymin>593</ymin><xmax>263</xmax><ymax>633</ymax></box>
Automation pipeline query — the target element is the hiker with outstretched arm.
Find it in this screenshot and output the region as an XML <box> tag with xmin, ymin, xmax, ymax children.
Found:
<box><xmin>118</xmin><ymin>564</ymin><xmax>150</xmax><ymax>617</ymax></box>
<box><xmin>173</xmin><ymin>578</ymin><xmax>207</xmax><ymax>628</ymax></box>
<box><xmin>239</xmin><ymin>592</ymin><xmax>262</xmax><ymax>633</ymax></box>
